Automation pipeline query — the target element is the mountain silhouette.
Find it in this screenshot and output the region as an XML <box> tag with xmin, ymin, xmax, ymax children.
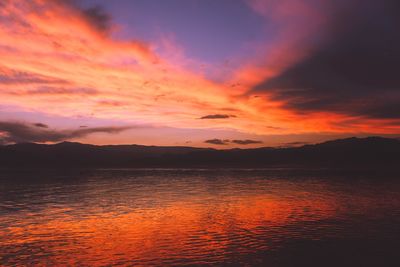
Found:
<box><xmin>0</xmin><ymin>137</ymin><xmax>399</xmax><ymax>168</ymax></box>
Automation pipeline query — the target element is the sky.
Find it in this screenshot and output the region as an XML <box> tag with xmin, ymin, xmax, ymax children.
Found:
<box><xmin>0</xmin><ymin>0</ymin><xmax>399</xmax><ymax>147</ymax></box>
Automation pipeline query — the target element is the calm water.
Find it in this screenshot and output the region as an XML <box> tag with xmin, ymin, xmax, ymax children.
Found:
<box><xmin>1</xmin><ymin>169</ymin><xmax>400</xmax><ymax>266</ymax></box>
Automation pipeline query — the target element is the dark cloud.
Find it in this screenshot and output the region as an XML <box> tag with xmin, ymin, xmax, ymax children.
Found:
<box><xmin>204</xmin><ymin>139</ymin><xmax>263</xmax><ymax>145</ymax></box>
<box><xmin>57</xmin><ymin>0</ymin><xmax>111</xmax><ymax>34</ymax></box>
<box><xmin>253</xmin><ymin>0</ymin><xmax>400</xmax><ymax>119</ymax></box>
<box><xmin>33</xmin><ymin>123</ymin><xmax>48</xmax><ymax>128</ymax></box>
<box><xmin>53</xmin><ymin>0</ymin><xmax>112</xmax><ymax>32</ymax></box>
<box><xmin>0</xmin><ymin>121</ymin><xmax>132</xmax><ymax>144</ymax></box>
<box><xmin>204</xmin><ymin>139</ymin><xmax>229</xmax><ymax>145</ymax></box>
<box><xmin>82</xmin><ymin>6</ymin><xmax>111</xmax><ymax>33</ymax></box>
<box><xmin>231</xmin><ymin>139</ymin><xmax>263</xmax><ymax>145</ymax></box>
<box><xmin>199</xmin><ymin>114</ymin><xmax>236</xmax><ymax>119</ymax></box>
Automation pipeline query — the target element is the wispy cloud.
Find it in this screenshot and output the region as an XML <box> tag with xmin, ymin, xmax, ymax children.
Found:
<box><xmin>0</xmin><ymin>68</ymin><xmax>68</xmax><ymax>85</ymax></box>
<box><xmin>33</xmin><ymin>122</ymin><xmax>48</xmax><ymax>128</ymax></box>
<box><xmin>204</xmin><ymin>139</ymin><xmax>229</xmax><ymax>145</ymax></box>
<box><xmin>0</xmin><ymin>121</ymin><xmax>132</xmax><ymax>144</ymax></box>
<box><xmin>204</xmin><ymin>139</ymin><xmax>263</xmax><ymax>146</ymax></box>
<box><xmin>26</xmin><ymin>87</ymin><xmax>98</xmax><ymax>96</ymax></box>
<box><xmin>231</xmin><ymin>139</ymin><xmax>263</xmax><ymax>145</ymax></box>
<box><xmin>0</xmin><ymin>0</ymin><xmax>398</xmax><ymax>143</ymax></box>
<box><xmin>199</xmin><ymin>114</ymin><xmax>236</xmax><ymax>119</ymax></box>
<box><xmin>280</xmin><ymin>141</ymin><xmax>310</xmax><ymax>147</ymax></box>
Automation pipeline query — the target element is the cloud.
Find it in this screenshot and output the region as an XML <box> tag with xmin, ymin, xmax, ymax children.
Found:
<box><xmin>0</xmin><ymin>0</ymin><xmax>399</xmax><ymax>139</ymax></box>
<box><xmin>281</xmin><ymin>141</ymin><xmax>310</xmax><ymax>147</ymax></box>
<box><xmin>81</xmin><ymin>6</ymin><xmax>111</xmax><ymax>34</ymax></box>
<box><xmin>204</xmin><ymin>139</ymin><xmax>229</xmax><ymax>145</ymax></box>
<box><xmin>231</xmin><ymin>139</ymin><xmax>263</xmax><ymax>145</ymax></box>
<box><xmin>33</xmin><ymin>122</ymin><xmax>48</xmax><ymax>128</ymax></box>
<box><xmin>0</xmin><ymin>121</ymin><xmax>132</xmax><ymax>144</ymax></box>
<box><xmin>204</xmin><ymin>139</ymin><xmax>263</xmax><ymax>145</ymax></box>
<box><xmin>26</xmin><ymin>87</ymin><xmax>98</xmax><ymax>96</ymax></box>
<box><xmin>199</xmin><ymin>114</ymin><xmax>236</xmax><ymax>119</ymax></box>
<box><xmin>4</xmin><ymin>86</ymin><xmax>99</xmax><ymax>98</ymax></box>
<box><xmin>1</xmin><ymin>0</ymin><xmax>252</xmax><ymax>134</ymax></box>
<box><xmin>97</xmin><ymin>100</ymin><xmax>127</xmax><ymax>107</ymax></box>
<box><xmin>54</xmin><ymin>1</ymin><xmax>111</xmax><ymax>34</ymax></box>
<box><xmin>252</xmin><ymin>0</ymin><xmax>400</xmax><ymax>119</ymax></box>
<box><xmin>0</xmin><ymin>68</ymin><xmax>68</xmax><ymax>85</ymax></box>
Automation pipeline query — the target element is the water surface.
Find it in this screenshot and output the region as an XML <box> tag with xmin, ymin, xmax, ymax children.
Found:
<box><xmin>1</xmin><ymin>169</ymin><xmax>400</xmax><ymax>266</ymax></box>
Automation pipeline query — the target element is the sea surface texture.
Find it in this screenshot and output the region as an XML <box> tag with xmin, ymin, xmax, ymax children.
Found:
<box><xmin>1</xmin><ymin>169</ymin><xmax>399</xmax><ymax>266</ymax></box>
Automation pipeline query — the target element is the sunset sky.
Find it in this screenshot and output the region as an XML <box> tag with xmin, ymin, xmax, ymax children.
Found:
<box><xmin>0</xmin><ymin>0</ymin><xmax>399</xmax><ymax>147</ymax></box>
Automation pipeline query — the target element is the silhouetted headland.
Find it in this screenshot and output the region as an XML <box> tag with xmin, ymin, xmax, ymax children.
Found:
<box><xmin>1</xmin><ymin>137</ymin><xmax>399</xmax><ymax>169</ymax></box>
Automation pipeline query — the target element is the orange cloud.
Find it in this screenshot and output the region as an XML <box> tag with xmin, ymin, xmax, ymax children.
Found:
<box><xmin>0</xmin><ymin>0</ymin><xmax>398</xmax><ymax>142</ymax></box>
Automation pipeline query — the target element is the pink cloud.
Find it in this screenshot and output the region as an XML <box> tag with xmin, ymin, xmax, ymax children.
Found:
<box><xmin>0</xmin><ymin>0</ymin><xmax>398</xmax><ymax>145</ymax></box>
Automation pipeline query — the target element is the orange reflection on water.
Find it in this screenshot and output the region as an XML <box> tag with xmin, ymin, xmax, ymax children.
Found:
<box><xmin>1</xmin><ymin>191</ymin><xmax>338</xmax><ymax>266</ymax></box>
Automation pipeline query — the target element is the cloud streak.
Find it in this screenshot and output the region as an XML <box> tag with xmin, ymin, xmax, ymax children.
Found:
<box><xmin>204</xmin><ymin>139</ymin><xmax>263</xmax><ymax>146</ymax></box>
<box><xmin>0</xmin><ymin>68</ymin><xmax>68</xmax><ymax>85</ymax></box>
<box><xmin>0</xmin><ymin>121</ymin><xmax>132</xmax><ymax>144</ymax></box>
<box><xmin>0</xmin><ymin>0</ymin><xmax>399</xmax><ymax>145</ymax></box>
<box><xmin>199</xmin><ymin>114</ymin><xmax>236</xmax><ymax>119</ymax></box>
<box><xmin>33</xmin><ymin>122</ymin><xmax>49</xmax><ymax>128</ymax></box>
<box><xmin>204</xmin><ymin>139</ymin><xmax>229</xmax><ymax>145</ymax></box>
<box><xmin>231</xmin><ymin>139</ymin><xmax>263</xmax><ymax>145</ymax></box>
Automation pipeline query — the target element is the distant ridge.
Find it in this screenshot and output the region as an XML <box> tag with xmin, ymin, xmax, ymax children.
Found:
<box><xmin>0</xmin><ymin>137</ymin><xmax>399</xmax><ymax>168</ymax></box>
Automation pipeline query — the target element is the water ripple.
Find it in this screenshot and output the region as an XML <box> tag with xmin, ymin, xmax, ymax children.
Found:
<box><xmin>1</xmin><ymin>169</ymin><xmax>400</xmax><ymax>266</ymax></box>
